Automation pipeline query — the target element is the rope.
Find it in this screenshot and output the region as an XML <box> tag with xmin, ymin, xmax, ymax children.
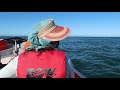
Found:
<box><xmin>8</xmin><ymin>40</ymin><xmax>19</xmax><ymax>64</ymax></box>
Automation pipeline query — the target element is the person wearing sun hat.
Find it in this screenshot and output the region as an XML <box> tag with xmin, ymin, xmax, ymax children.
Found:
<box><xmin>0</xmin><ymin>19</ymin><xmax>74</xmax><ymax>78</ymax></box>
<box><xmin>26</xmin><ymin>18</ymin><xmax>70</xmax><ymax>51</ymax></box>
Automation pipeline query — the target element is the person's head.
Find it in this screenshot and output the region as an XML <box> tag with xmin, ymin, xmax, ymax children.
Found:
<box><xmin>26</xmin><ymin>19</ymin><xmax>70</xmax><ymax>52</ymax></box>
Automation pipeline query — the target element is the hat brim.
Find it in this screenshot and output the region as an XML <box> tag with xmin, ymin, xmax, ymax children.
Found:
<box><xmin>38</xmin><ymin>26</ymin><xmax>70</xmax><ymax>41</ymax></box>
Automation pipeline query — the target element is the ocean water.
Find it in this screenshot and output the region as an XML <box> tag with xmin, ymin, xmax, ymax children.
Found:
<box><xmin>60</xmin><ymin>37</ymin><xmax>120</xmax><ymax>78</ymax></box>
<box><xmin>1</xmin><ymin>36</ymin><xmax>120</xmax><ymax>78</ymax></box>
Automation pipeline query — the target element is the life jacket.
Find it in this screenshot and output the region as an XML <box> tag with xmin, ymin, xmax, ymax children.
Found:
<box><xmin>17</xmin><ymin>50</ymin><xmax>66</xmax><ymax>78</ymax></box>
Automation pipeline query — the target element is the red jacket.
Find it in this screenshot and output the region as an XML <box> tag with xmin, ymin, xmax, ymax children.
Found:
<box><xmin>17</xmin><ymin>50</ymin><xmax>66</xmax><ymax>78</ymax></box>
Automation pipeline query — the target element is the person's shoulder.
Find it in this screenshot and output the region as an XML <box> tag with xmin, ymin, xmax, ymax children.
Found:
<box><xmin>19</xmin><ymin>52</ymin><xmax>25</xmax><ymax>57</ymax></box>
<box><xmin>54</xmin><ymin>49</ymin><xmax>66</xmax><ymax>55</ymax></box>
<box><xmin>52</xmin><ymin>50</ymin><xmax>66</xmax><ymax>59</ymax></box>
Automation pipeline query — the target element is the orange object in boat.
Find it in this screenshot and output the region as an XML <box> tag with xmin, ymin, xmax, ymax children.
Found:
<box><xmin>23</xmin><ymin>41</ymin><xmax>31</xmax><ymax>50</ymax></box>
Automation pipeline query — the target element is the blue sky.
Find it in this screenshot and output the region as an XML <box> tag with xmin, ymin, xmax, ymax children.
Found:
<box><xmin>0</xmin><ymin>12</ymin><xmax>120</xmax><ymax>37</ymax></box>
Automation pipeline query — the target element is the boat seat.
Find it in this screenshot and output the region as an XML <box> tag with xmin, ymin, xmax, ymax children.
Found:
<box><xmin>0</xmin><ymin>45</ymin><xmax>8</xmax><ymax>51</ymax></box>
<box><xmin>0</xmin><ymin>40</ymin><xmax>8</xmax><ymax>51</ymax></box>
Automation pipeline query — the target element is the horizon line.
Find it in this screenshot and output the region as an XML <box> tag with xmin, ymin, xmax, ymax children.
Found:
<box><xmin>1</xmin><ymin>35</ymin><xmax>120</xmax><ymax>38</ymax></box>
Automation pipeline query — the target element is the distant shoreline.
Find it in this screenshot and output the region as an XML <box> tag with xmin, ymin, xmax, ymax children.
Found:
<box><xmin>1</xmin><ymin>36</ymin><xmax>120</xmax><ymax>38</ymax></box>
<box><xmin>69</xmin><ymin>36</ymin><xmax>120</xmax><ymax>38</ymax></box>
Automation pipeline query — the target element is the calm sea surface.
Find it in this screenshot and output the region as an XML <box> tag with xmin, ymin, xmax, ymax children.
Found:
<box><xmin>1</xmin><ymin>36</ymin><xmax>120</xmax><ymax>78</ymax></box>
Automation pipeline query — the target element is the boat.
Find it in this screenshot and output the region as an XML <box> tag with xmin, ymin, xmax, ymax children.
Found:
<box><xmin>0</xmin><ymin>37</ymin><xmax>27</xmax><ymax>68</ymax></box>
<box><xmin>0</xmin><ymin>37</ymin><xmax>86</xmax><ymax>78</ymax></box>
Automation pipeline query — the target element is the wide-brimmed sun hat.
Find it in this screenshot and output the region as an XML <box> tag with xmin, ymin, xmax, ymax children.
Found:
<box><xmin>27</xmin><ymin>19</ymin><xmax>70</xmax><ymax>51</ymax></box>
<box><xmin>36</xmin><ymin>19</ymin><xmax>70</xmax><ymax>41</ymax></box>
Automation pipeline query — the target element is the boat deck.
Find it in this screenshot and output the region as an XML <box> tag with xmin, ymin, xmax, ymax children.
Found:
<box><xmin>1</xmin><ymin>56</ymin><xmax>12</xmax><ymax>64</ymax></box>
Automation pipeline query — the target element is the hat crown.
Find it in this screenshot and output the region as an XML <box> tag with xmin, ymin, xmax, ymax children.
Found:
<box><xmin>33</xmin><ymin>18</ymin><xmax>70</xmax><ymax>41</ymax></box>
<box><xmin>33</xmin><ymin>19</ymin><xmax>55</xmax><ymax>32</ymax></box>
